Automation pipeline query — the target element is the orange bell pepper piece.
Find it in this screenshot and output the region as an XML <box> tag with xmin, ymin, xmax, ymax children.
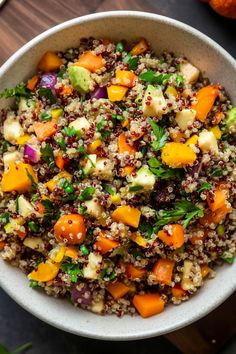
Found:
<box><xmin>94</xmin><ymin>233</ymin><xmax>119</xmax><ymax>254</ymax></box>
<box><xmin>158</xmin><ymin>224</ymin><xmax>184</xmax><ymax>249</ymax></box>
<box><xmin>55</xmin><ymin>152</ymin><xmax>65</xmax><ymax>170</ymax></box>
<box><xmin>33</xmin><ymin>119</ymin><xmax>57</xmax><ymax>141</ymax></box>
<box><xmin>133</xmin><ymin>293</ymin><xmax>165</xmax><ymax>318</ymax></box>
<box><xmin>130</xmin><ymin>38</ymin><xmax>149</xmax><ymax>56</ymax></box>
<box><xmin>28</xmin><ymin>261</ymin><xmax>60</xmax><ymax>282</ymax></box>
<box><xmin>192</xmin><ymin>85</ymin><xmax>220</xmax><ymax>122</ymax></box>
<box><xmin>115</xmin><ymin>70</ymin><xmax>137</xmax><ymax>88</ymax></box>
<box><xmin>2</xmin><ymin>162</ymin><xmax>38</xmax><ymax>193</ymax></box>
<box><xmin>112</xmin><ymin>205</ymin><xmax>141</xmax><ymax>228</ymax></box>
<box><xmin>27</xmin><ymin>75</ymin><xmax>39</xmax><ymax>90</ymax></box>
<box><xmin>152</xmin><ymin>258</ymin><xmax>175</xmax><ymax>285</ymax></box>
<box><xmin>107</xmin><ymin>281</ymin><xmax>130</xmax><ymax>300</ymax></box>
<box><xmin>75</xmin><ymin>51</ymin><xmax>104</xmax><ymax>72</ymax></box>
<box><xmin>118</xmin><ymin>133</ymin><xmax>136</xmax><ymax>155</ymax></box>
<box><xmin>38</xmin><ymin>51</ymin><xmax>62</xmax><ymax>72</ymax></box>
<box><xmin>126</xmin><ymin>264</ymin><xmax>146</xmax><ymax>280</ymax></box>
<box><xmin>107</xmin><ymin>85</ymin><xmax>128</xmax><ymax>102</ymax></box>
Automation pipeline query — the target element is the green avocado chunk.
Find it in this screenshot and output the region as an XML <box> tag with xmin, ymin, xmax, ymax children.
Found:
<box><xmin>68</xmin><ymin>66</ymin><xmax>92</xmax><ymax>93</ymax></box>
<box><xmin>226</xmin><ymin>107</ymin><xmax>236</xmax><ymax>134</ymax></box>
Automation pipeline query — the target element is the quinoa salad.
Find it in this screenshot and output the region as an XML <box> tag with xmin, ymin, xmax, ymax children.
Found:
<box><xmin>0</xmin><ymin>38</ymin><xmax>235</xmax><ymax>318</ymax></box>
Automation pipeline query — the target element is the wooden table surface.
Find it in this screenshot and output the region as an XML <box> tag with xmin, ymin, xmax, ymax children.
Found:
<box><xmin>0</xmin><ymin>1</ymin><xmax>236</xmax><ymax>353</ymax></box>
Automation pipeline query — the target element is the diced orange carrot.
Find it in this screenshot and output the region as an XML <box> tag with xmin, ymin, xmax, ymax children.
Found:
<box><xmin>200</xmin><ymin>204</ymin><xmax>232</xmax><ymax>225</ymax></box>
<box><xmin>192</xmin><ymin>85</ymin><xmax>220</xmax><ymax>122</ymax></box>
<box><xmin>35</xmin><ymin>100</ymin><xmax>41</xmax><ymax>114</ymax></box>
<box><xmin>38</xmin><ymin>51</ymin><xmax>63</xmax><ymax>72</ymax></box>
<box><xmin>28</xmin><ymin>261</ymin><xmax>60</xmax><ymax>282</ymax></box>
<box><xmin>169</xmin><ymin>131</ymin><xmax>185</xmax><ymax>143</ymax></box>
<box><xmin>1</xmin><ymin>162</ymin><xmax>38</xmax><ymax>193</ymax></box>
<box><xmin>172</xmin><ymin>284</ymin><xmax>187</xmax><ymax>299</ymax></box>
<box><xmin>118</xmin><ymin>133</ymin><xmax>136</xmax><ymax>155</ymax></box>
<box><xmin>55</xmin><ymin>152</ymin><xmax>65</xmax><ymax>170</ymax></box>
<box><xmin>158</xmin><ymin>224</ymin><xmax>184</xmax><ymax>249</ymax></box>
<box><xmin>126</xmin><ymin>263</ymin><xmax>146</xmax><ymax>280</ymax></box>
<box><xmin>213</xmin><ymin>111</ymin><xmax>224</xmax><ymax>125</ymax></box>
<box><xmin>94</xmin><ymin>233</ymin><xmax>119</xmax><ymax>254</ymax></box>
<box><xmin>54</xmin><ymin>214</ymin><xmax>86</xmax><ymax>245</ymax></box>
<box><xmin>112</xmin><ymin>205</ymin><xmax>141</xmax><ymax>228</ymax></box>
<box><xmin>207</xmin><ymin>188</ymin><xmax>226</xmax><ymax>212</ymax></box>
<box><xmin>75</xmin><ymin>51</ymin><xmax>104</xmax><ymax>72</ymax></box>
<box><xmin>107</xmin><ymin>85</ymin><xmax>128</xmax><ymax>101</ymax></box>
<box><xmin>27</xmin><ymin>75</ymin><xmax>39</xmax><ymax>90</ymax></box>
<box><xmin>65</xmin><ymin>246</ymin><xmax>79</xmax><ymax>259</ymax></box>
<box><xmin>115</xmin><ymin>70</ymin><xmax>137</xmax><ymax>88</ymax></box>
<box><xmin>152</xmin><ymin>258</ymin><xmax>175</xmax><ymax>285</ymax></box>
<box><xmin>133</xmin><ymin>293</ymin><xmax>165</xmax><ymax>318</ymax></box>
<box><xmin>130</xmin><ymin>38</ymin><xmax>149</xmax><ymax>56</ymax></box>
<box><xmin>107</xmin><ymin>281</ymin><xmax>130</xmax><ymax>300</ymax></box>
<box><xmin>17</xmin><ymin>230</ymin><xmax>27</xmax><ymax>240</ymax></box>
<box><xmin>0</xmin><ymin>241</ymin><xmax>6</xmax><ymax>251</ymax></box>
<box><xmin>36</xmin><ymin>202</ymin><xmax>45</xmax><ymax>215</ymax></box>
<box><xmin>120</xmin><ymin>165</ymin><xmax>135</xmax><ymax>176</ymax></box>
<box><xmin>33</xmin><ymin>119</ymin><xmax>57</xmax><ymax>141</ymax></box>
<box><xmin>201</xmin><ymin>264</ymin><xmax>211</xmax><ymax>278</ymax></box>
<box><xmin>59</xmin><ymin>85</ymin><xmax>73</xmax><ymax>96</ymax></box>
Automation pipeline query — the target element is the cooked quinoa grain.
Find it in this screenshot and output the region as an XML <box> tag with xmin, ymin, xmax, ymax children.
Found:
<box><xmin>0</xmin><ymin>38</ymin><xmax>235</xmax><ymax>318</ymax></box>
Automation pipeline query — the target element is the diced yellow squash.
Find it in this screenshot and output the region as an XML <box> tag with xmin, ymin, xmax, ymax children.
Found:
<box><xmin>17</xmin><ymin>134</ymin><xmax>30</xmax><ymax>145</ymax></box>
<box><xmin>50</xmin><ymin>108</ymin><xmax>63</xmax><ymax>120</ymax></box>
<box><xmin>49</xmin><ymin>246</ymin><xmax>66</xmax><ymax>262</ymax></box>
<box><xmin>107</xmin><ymin>85</ymin><xmax>128</xmax><ymax>102</ymax></box>
<box><xmin>161</xmin><ymin>142</ymin><xmax>197</xmax><ymax>168</ymax></box>
<box><xmin>165</xmin><ymin>86</ymin><xmax>178</xmax><ymax>97</ymax></box>
<box><xmin>28</xmin><ymin>261</ymin><xmax>60</xmax><ymax>282</ymax></box>
<box><xmin>87</xmin><ymin>139</ymin><xmax>102</xmax><ymax>154</ymax></box>
<box><xmin>130</xmin><ymin>233</ymin><xmax>148</xmax><ymax>248</ymax></box>
<box><xmin>111</xmin><ymin>194</ymin><xmax>122</xmax><ymax>205</ymax></box>
<box><xmin>185</xmin><ymin>135</ymin><xmax>199</xmax><ymax>146</ymax></box>
<box><xmin>2</xmin><ymin>162</ymin><xmax>38</xmax><ymax>193</ymax></box>
<box><xmin>112</xmin><ymin>205</ymin><xmax>141</xmax><ymax>228</ymax></box>
<box><xmin>65</xmin><ymin>246</ymin><xmax>79</xmax><ymax>259</ymax></box>
<box><xmin>209</xmin><ymin>126</ymin><xmax>222</xmax><ymax>140</ymax></box>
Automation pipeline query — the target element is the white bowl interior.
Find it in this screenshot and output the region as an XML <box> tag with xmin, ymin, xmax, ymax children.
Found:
<box><xmin>0</xmin><ymin>11</ymin><xmax>236</xmax><ymax>340</ymax></box>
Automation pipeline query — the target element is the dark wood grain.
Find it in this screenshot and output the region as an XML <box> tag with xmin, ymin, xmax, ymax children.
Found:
<box><xmin>0</xmin><ymin>1</ymin><xmax>235</xmax><ymax>353</ymax></box>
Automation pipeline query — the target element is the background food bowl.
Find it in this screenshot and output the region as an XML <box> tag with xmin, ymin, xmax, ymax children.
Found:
<box><xmin>0</xmin><ymin>11</ymin><xmax>235</xmax><ymax>340</ymax></box>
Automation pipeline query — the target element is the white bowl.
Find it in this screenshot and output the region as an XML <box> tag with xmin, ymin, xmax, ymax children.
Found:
<box><xmin>0</xmin><ymin>11</ymin><xmax>236</xmax><ymax>340</ymax></box>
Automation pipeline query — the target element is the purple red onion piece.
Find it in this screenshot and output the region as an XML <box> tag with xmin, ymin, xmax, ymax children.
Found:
<box><xmin>90</xmin><ymin>86</ymin><xmax>107</xmax><ymax>99</ymax></box>
<box><xmin>39</xmin><ymin>73</ymin><xmax>57</xmax><ymax>89</ymax></box>
<box><xmin>71</xmin><ymin>283</ymin><xmax>93</xmax><ymax>306</ymax></box>
<box><xmin>23</xmin><ymin>144</ymin><xmax>40</xmax><ymax>163</ymax></box>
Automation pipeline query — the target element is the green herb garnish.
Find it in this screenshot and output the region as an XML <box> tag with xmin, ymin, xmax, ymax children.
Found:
<box><xmin>38</xmin><ymin>88</ymin><xmax>56</xmax><ymax>104</ymax></box>
<box><xmin>148</xmin><ymin>157</ymin><xmax>184</xmax><ymax>179</ymax></box>
<box><xmin>79</xmin><ymin>186</ymin><xmax>96</xmax><ymax>201</ymax></box>
<box><xmin>139</xmin><ymin>70</ymin><xmax>172</xmax><ymax>85</ymax></box>
<box><xmin>176</xmin><ymin>75</ymin><xmax>184</xmax><ymax>87</ymax></box>
<box><xmin>220</xmin><ymin>252</ymin><xmax>234</xmax><ymax>264</ymax></box>
<box><xmin>28</xmin><ymin>221</ymin><xmax>39</xmax><ymax>233</ymax></box>
<box><xmin>116</xmin><ymin>42</ymin><xmax>124</xmax><ymax>53</ymax></box>
<box><xmin>210</xmin><ymin>168</ymin><xmax>225</xmax><ymax>177</ymax></box>
<box><xmin>29</xmin><ymin>280</ymin><xmax>39</xmax><ymax>288</ymax></box>
<box><xmin>197</xmin><ymin>182</ymin><xmax>213</xmax><ymax>193</ymax></box>
<box><xmin>40</xmin><ymin>143</ymin><xmax>55</xmax><ymax>168</ymax></box>
<box><xmin>103</xmin><ymin>184</ymin><xmax>115</xmax><ymax>195</ymax></box>
<box><xmin>25</xmin><ymin>169</ymin><xmax>38</xmax><ymax>190</ymax></box>
<box><xmin>80</xmin><ymin>244</ymin><xmax>89</xmax><ymax>256</ymax></box>
<box><xmin>57</xmin><ymin>138</ymin><xmax>67</xmax><ymax>151</ymax></box>
<box><xmin>0</xmin><ymin>83</ymin><xmax>32</xmax><ymax>99</ymax></box>
<box><xmin>31</xmin><ymin>194</ymin><xmax>39</xmax><ymax>202</ymax></box>
<box><xmin>100</xmin><ymin>268</ymin><xmax>116</xmax><ymax>280</ymax></box>
<box><xmin>39</xmin><ymin>112</ymin><xmax>52</xmax><ymax>121</ymax></box>
<box><xmin>57</xmin><ymin>67</ymin><xmax>66</xmax><ymax>78</ymax></box>
<box><xmin>154</xmin><ymin>200</ymin><xmax>204</xmax><ymax>231</ymax></box>
<box><xmin>129</xmin><ymin>185</ymin><xmax>144</xmax><ymax>192</ymax></box>
<box><xmin>1</xmin><ymin>140</ymin><xmax>10</xmax><ymax>154</ymax></box>
<box><xmin>149</xmin><ymin>120</ymin><xmax>168</xmax><ymax>151</ymax></box>
<box><xmin>139</xmin><ymin>221</ymin><xmax>153</xmax><ymax>239</ymax></box>
<box><xmin>62</xmin><ymin>126</ymin><xmax>80</xmax><ymax>137</ymax></box>
<box><xmin>0</xmin><ymin>212</ymin><xmax>10</xmax><ymax>225</ymax></box>
<box><xmin>61</xmin><ymin>263</ymin><xmax>83</xmax><ymax>282</ymax></box>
